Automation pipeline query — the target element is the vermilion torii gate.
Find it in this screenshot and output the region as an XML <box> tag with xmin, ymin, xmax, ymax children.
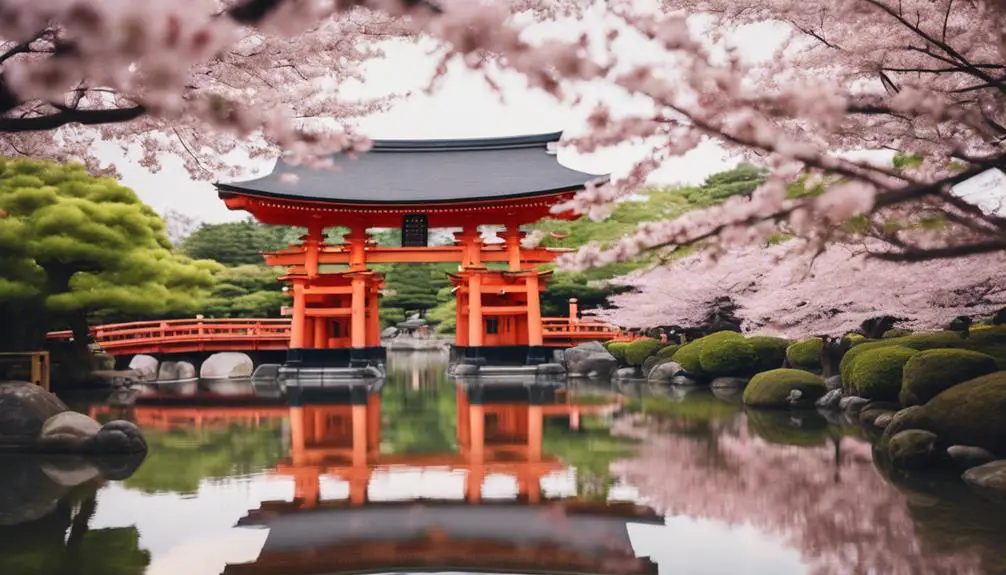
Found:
<box><xmin>216</xmin><ymin>132</ymin><xmax>604</xmax><ymax>367</ymax></box>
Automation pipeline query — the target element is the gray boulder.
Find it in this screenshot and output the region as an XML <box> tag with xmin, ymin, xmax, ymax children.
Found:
<box><xmin>0</xmin><ymin>382</ymin><xmax>68</xmax><ymax>445</ymax></box>
<box><xmin>641</xmin><ymin>356</ymin><xmax>661</xmax><ymax>378</ymax></box>
<box><xmin>564</xmin><ymin>342</ymin><xmax>617</xmax><ymax>379</ymax></box>
<box><xmin>815</xmin><ymin>389</ymin><xmax>843</xmax><ymax>409</ymax></box>
<box><xmin>157</xmin><ymin>360</ymin><xmax>196</xmax><ymax>381</ymax></box>
<box><xmin>670</xmin><ymin>374</ymin><xmax>701</xmax><ymax>386</ymax></box>
<box><xmin>90</xmin><ymin>420</ymin><xmax>147</xmax><ymax>454</ymax></box>
<box><xmin>648</xmin><ymin>361</ymin><xmax>684</xmax><ymax>383</ymax></box>
<box><xmin>89</xmin><ymin>370</ymin><xmax>141</xmax><ymax>388</ymax></box>
<box><xmin>453</xmin><ymin>363</ymin><xmax>481</xmax><ymax>376</ymax></box>
<box><xmin>888</xmin><ymin>429</ymin><xmax>940</xmax><ymax>469</ymax></box>
<box><xmin>37</xmin><ymin>411</ymin><xmax>102</xmax><ymax>451</ymax></box>
<box><xmin>962</xmin><ymin>460</ymin><xmax>1006</xmax><ymax>503</ymax></box>
<box><xmin>536</xmin><ymin>363</ymin><xmax>565</xmax><ymax>375</ymax></box>
<box><xmin>839</xmin><ymin>396</ymin><xmax>869</xmax><ymax>414</ymax></box>
<box><xmin>873</xmin><ymin>413</ymin><xmax>894</xmax><ymax>429</ymax></box>
<box><xmin>201</xmin><ymin>352</ymin><xmax>253</xmax><ymax>379</ymax></box>
<box><xmin>128</xmin><ymin>354</ymin><xmax>159</xmax><ymax>381</ymax></box>
<box><xmin>824</xmin><ymin>375</ymin><xmax>843</xmax><ymax>391</ymax></box>
<box><xmin>0</xmin><ymin>381</ymin><xmax>147</xmax><ymax>455</ymax></box>
<box><xmin>948</xmin><ymin>445</ymin><xmax>998</xmax><ymax>469</ymax></box>
<box><xmin>613</xmin><ymin>367</ymin><xmax>640</xmax><ymax>380</ymax></box>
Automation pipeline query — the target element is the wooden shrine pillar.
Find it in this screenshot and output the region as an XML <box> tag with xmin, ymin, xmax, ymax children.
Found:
<box><xmin>526</xmin><ymin>274</ymin><xmax>543</xmax><ymax>347</ymax></box>
<box><xmin>313</xmin><ymin>318</ymin><xmax>328</xmax><ymax>349</ymax></box>
<box><xmin>568</xmin><ymin>297</ymin><xmax>579</xmax><ymax>324</ymax></box>
<box><xmin>303</xmin><ymin>317</ymin><xmax>315</xmax><ymax>348</ymax></box>
<box><xmin>366</xmin><ymin>287</ymin><xmax>380</xmax><ymax>347</ymax></box>
<box><xmin>504</xmin><ymin>225</ymin><xmax>522</xmax><ymax>271</ymax></box>
<box><xmin>468</xmin><ymin>273</ymin><xmax>483</xmax><ymax>347</ymax></box>
<box><xmin>351</xmin><ymin>276</ymin><xmax>366</xmax><ymax>349</ymax></box>
<box><xmin>291</xmin><ymin>282</ymin><xmax>307</xmax><ymax>348</ymax></box>
<box><xmin>304</xmin><ymin>223</ymin><xmax>323</xmax><ymax>278</ymax></box>
<box><xmin>346</xmin><ymin>227</ymin><xmax>368</xmax><ymax>271</ymax></box>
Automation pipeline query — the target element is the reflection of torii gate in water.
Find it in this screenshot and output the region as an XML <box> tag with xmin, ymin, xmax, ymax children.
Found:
<box><xmin>222</xmin><ymin>382</ymin><xmax>658</xmax><ymax>575</ymax></box>
<box><xmin>283</xmin><ymin>386</ymin><xmax>571</xmax><ymax>508</ymax></box>
<box><xmin>216</xmin><ymin>133</ymin><xmax>606</xmax><ymax>367</ymax></box>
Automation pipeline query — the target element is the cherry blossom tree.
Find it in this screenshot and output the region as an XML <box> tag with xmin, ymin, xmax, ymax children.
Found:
<box><xmin>593</xmin><ymin>239</ymin><xmax>1006</xmax><ymax>336</ymax></box>
<box><xmin>534</xmin><ymin>0</ymin><xmax>1006</xmax><ymax>265</ymax></box>
<box><xmin>0</xmin><ymin>0</ymin><xmax>428</xmax><ymax>176</ymax></box>
<box><xmin>3</xmin><ymin>0</ymin><xmax>1006</xmax><ymax>264</ymax></box>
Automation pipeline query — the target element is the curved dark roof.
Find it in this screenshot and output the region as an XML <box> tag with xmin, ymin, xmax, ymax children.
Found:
<box><xmin>216</xmin><ymin>132</ymin><xmax>607</xmax><ymax>205</ymax></box>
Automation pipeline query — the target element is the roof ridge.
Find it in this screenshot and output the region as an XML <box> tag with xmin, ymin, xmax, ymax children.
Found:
<box><xmin>370</xmin><ymin>131</ymin><xmax>563</xmax><ymax>152</ymax></box>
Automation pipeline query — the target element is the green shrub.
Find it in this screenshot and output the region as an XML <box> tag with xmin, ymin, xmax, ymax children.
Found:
<box><xmin>900</xmin><ymin>349</ymin><xmax>999</xmax><ymax>406</ymax></box>
<box><xmin>849</xmin><ymin>346</ymin><xmax>918</xmax><ymax>401</ymax></box>
<box><xmin>883</xmin><ymin>328</ymin><xmax>913</xmax><ymax>338</ymax></box>
<box><xmin>748</xmin><ymin>336</ymin><xmax>790</xmax><ymax>372</ymax></box>
<box><xmin>656</xmin><ymin>344</ymin><xmax>681</xmax><ymax>359</ymax></box>
<box><xmin>606</xmin><ymin>342</ymin><xmax>630</xmax><ymax>363</ymax></box>
<box><xmin>699</xmin><ymin>337</ymin><xmax>759</xmax><ymax>377</ymax></box>
<box><xmin>843</xmin><ymin>333</ymin><xmax>866</xmax><ymax>346</ymax></box>
<box><xmin>786</xmin><ymin>338</ymin><xmax>824</xmax><ymax>370</ymax></box>
<box><xmin>671</xmin><ymin>331</ymin><xmax>742</xmax><ymax>375</ymax></box>
<box><xmin>839</xmin><ymin>326</ymin><xmax>1006</xmax><ymax>390</ymax></box>
<box><xmin>742</xmin><ymin>368</ymin><xmax>826</xmax><ymax>408</ymax></box>
<box><xmin>625</xmin><ymin>338</ymin><xmax>664</xmax><ymax>366</ymax></box>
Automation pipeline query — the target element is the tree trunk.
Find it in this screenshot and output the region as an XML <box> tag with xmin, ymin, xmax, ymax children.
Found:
<box><xmin>40</xmin><ymin>262</ymin><xmax>94</xmax><ymax>375</ymax></box>
<box><xmin>821</xmin><ymin>336</ymin><xmax>850</xmax><ymax>379</ymax></box>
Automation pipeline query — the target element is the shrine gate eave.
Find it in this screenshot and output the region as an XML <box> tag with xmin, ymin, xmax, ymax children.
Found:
<box><xmin>216</xmin><ymin>191</ymin><xmax>587</xmax><ymax>228</ymax></box>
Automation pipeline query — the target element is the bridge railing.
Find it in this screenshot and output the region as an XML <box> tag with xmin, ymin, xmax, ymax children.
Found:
<box><xmin>46</xmin><ymin>317</ymin><xmax>628</xmax><ymax>351</ymax></box>
<box><xmin>47</xmin><ymin>318</ymin><xmax>291</xmax><ymax>350</ymax></box>
<box><xmin>541</xmin><ymin>317</ymin><xmax>622</xmax><ymax>340</ymax></box>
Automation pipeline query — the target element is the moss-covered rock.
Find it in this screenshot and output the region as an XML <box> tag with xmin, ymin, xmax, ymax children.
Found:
<box><xmin>699</xmin><ymin>337</ymin><xmax>759</xmax><ymax>377</ymax></box>
<box><xmin>655</xmin><ymin>344</ymin><xmax>680</xmax><ymax>359</ymax></box>
<box><xmin>843</xmin><ymin>333</ymin><xmax>866</xmax><ymax>346</ymax></box>
<box><xmin>914</xmin><ymin>371</ymin><xmax>1006</xmax><ymax>456</ymax></box>
<box><xmin>748</xmin><ymin>336</ymin><xmax>790</xmax><ymax>372</ymax></box>
<box><xmin>848</xmin><ymin>346</ymin><xmax>918</xmax><ymax>401</ymax></box>
<box><xmin>883</xmin><ymin>328</ymin><xmax>913</xmax><ymax>339</ymax></box>
<box><xmin>742</xmin><ymin>368</ymin><xmax>826</xmax><ymax>408</ymax></box>
<box><xmin>671</xmin><ymin>331</ymin><xmax>743</xmax><ymax>376</ymax></box>
<box><xmin>888</xmin><ymin>429</ymin><xmax>940</xmax><ymax>469</ymax></box>
<box><xmin>900</xmin><ymin>349</ymin><xmax>999</xmax><ymax>407</ymax></box>
<box><xmin>786</xmin><ymin>338</ymin><xmax>824</xmax><ymax>370</ymax></box>
<box><xmin>624</xmin><ymin>338</ymin><xmax>663</xmax><ymax>366</ymax></box>
<box><xmin>840</xmin><ymin>327</ymin><xmax>1006</xmax><ymax>388</ymax></box>
<box><xmin>605</xmin><ymin>342</ymin><xmax>629</xmax><ymax>363</ymax></box>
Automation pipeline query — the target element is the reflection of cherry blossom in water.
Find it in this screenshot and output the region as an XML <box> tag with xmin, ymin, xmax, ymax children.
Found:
<box><xmin>611</xmin><ymin>415</ymin><xmax>982</xmax><ymax>575</ymax></box>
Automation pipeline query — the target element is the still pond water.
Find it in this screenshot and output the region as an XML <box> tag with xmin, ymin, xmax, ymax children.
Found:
<box><xmin>3</xmin><ymin>351</ymin><xmax>1006</xmax><ymax>575</ymax></box>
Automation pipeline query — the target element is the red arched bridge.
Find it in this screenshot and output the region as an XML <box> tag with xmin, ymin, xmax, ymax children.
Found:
<box><xmin>46</xmin><ymin>317</ymin><xmax>629</xmax><ymax>356</ymax></box>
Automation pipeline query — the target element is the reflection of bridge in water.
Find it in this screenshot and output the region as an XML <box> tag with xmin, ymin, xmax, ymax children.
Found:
<box><xmin>91</xmin><ymin>374</ymin><xmax>660</xmax><ymax>575</ymax></box>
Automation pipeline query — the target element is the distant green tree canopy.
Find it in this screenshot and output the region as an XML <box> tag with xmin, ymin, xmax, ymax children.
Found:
<box><xmin>382</xmin><ymin>263</ymin><xmax>451</xmax><ymax>316</ymax></box>
<box><xmin>180</xmin><ymin>218</ymin><xmax>304</xmax><ymax>266</ymax></box>
<box><xmin>0</xmin><ymin>158</ymin><xmax>218</xmax><ymax>352</ymax></box>
<box><xmin>525</xmin><ymin>163</ymin><xmax>768</xmax><ymax>318</ymax></box>
<box><xmin>204</xmin><ymin>265</ymin><xmax>290</xmax><ymax>318</ymax></box>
